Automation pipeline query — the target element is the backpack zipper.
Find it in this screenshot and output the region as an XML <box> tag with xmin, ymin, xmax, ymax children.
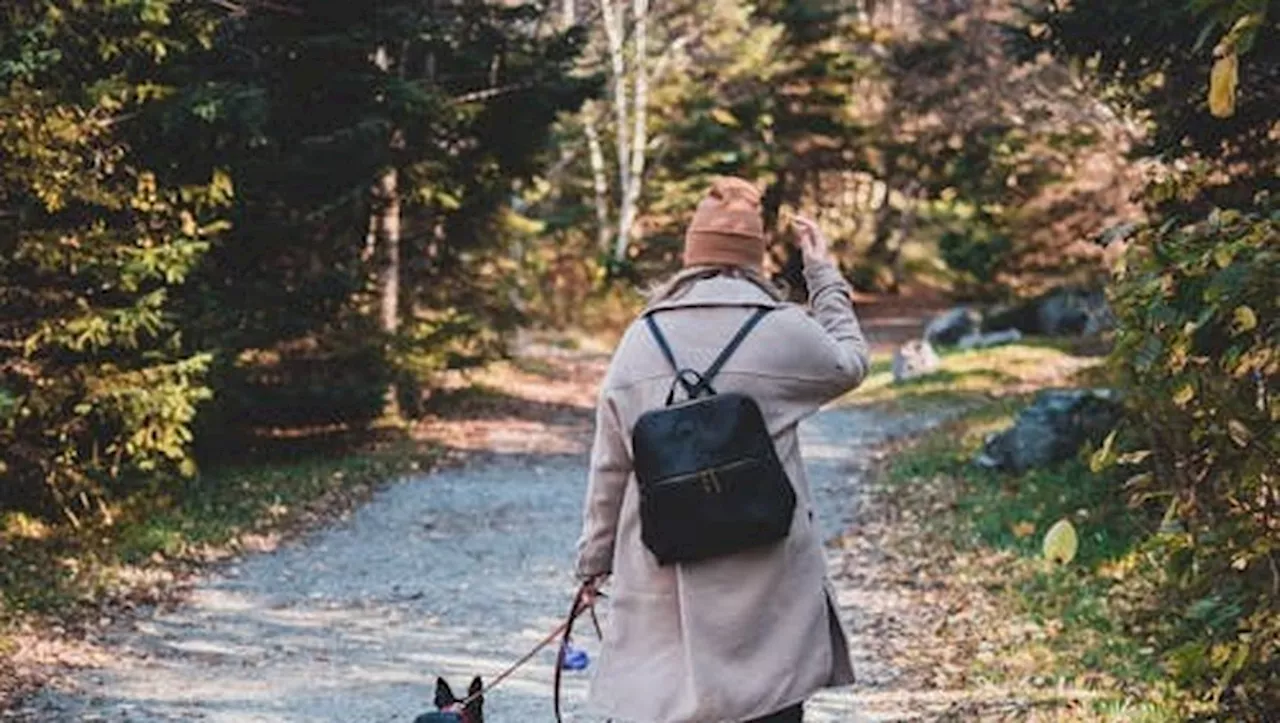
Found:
<box><xmin>649</xmin><ymin>458</ymin><xmax>761</xmax><ymax>494</ymax></box>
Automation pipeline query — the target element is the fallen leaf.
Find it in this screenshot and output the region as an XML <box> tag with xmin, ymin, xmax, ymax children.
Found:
<box><xmin>1043</xmin><ymin>519</ymin><xmax>1079</xmax><ymax>565</ymax></box>
<box><xmin>1228</xmin><ymin>419</ymin><xmax>1252</xmax><ymax>447</ymax></box>
<box><xmin>710</xmin><ymin>108</ymin><xmax>740</xmax><ymax>127</ymax></box>
<box><xmin>1209</xmin><ymin>52</ymin><xmax>1238</xmax><ymax>118</ymax></box>
<box><xmin>1011</xmin><ymin>521</ymin><xmax>1037</xmax><ymax>539</ymax></box>
<box><xmin>1172</xmin><ymin>383</ymin><xmax>1196</xmax><ymax>407</ymax></box>
<box><xmin>1233</xmin><ymin>305</ymin><xmax>1258</xmax><ymax>334</ymax></box>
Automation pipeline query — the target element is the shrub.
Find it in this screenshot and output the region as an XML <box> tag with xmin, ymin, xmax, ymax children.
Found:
<box><xmin>0</xmin><ymin>85</ymin><xmax>224</xmax><ymax>521</ymax></box>
<box><xmin>1107</xmin><ymin>206</ymin><xmax>1278</xmax><ymax>718</ymax></box>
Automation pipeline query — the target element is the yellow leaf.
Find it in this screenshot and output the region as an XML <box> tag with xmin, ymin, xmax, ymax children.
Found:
<box><xmin>1209</xmin><ymin>52</ymin><xmax>1238</xmax><ymax>118</ymax></box>
<box><xmin>1043</xmin><ymin>519</ymin><xmax>1079</xmax><ymax>564</ymax></box>
<box><xmin>1117</xmin><ymin>449</ymin><xmax>1153</xmax><ymax>466</ymax></box>
<box><xmin>1213</xmin><ymin>246</ymin><xmax>1236</xmax><ymax>268</ymax></box>
<box><xmin>1228</xmin><ymin>419</ymin><xmax>1252</xmax><ymax>447</ymax></box>
<box><xmin>1173</xmin><ymin>383</ymin><xmax>1196</xmax><ymax>407</ymax></box>
<box><xmin>1233</xmin><ymin>305</ymin><xmax>1258</xmax><ymax>333</ymax></box>
<box><xmin>1123</xmin><ymin>471</ymin><xmax>1154</xmax><ymax>489</ymax></box>
<box><xmin>1012</xmin><ymin>521</ymin><xmax>1037</xmax><ymax>539</ymax></box>
<box><xmin>709</xmin><ymin>108</ymin><xmax>740</xmax><ymax>127</ymax></box>
<box><xmin>1089</xmin><ymin>429</ymin><xmax>1118</xmax><ymax>473</ymax></box>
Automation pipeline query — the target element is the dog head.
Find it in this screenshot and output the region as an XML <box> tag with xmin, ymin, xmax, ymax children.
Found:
<box><xmin>413</xmin><ymin>676</ymin><xmax>484</xmax><ymax>723</ymax></box>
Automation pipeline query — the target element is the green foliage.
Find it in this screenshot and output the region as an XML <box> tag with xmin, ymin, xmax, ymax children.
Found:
<box><xmin>1106</xmin><ymin>206</ymin><xmax>1279</xmax><ymax>717</ymax></box>
<box><xmin>165</xmin><ymin>0</ymin><xmax>592</xmax><ymax>435</ymax></box>
<box><xmin>937</xmin><ymin>221</ymin><xmax>1014</xmax><ymax>293</ymax></box>
<box><xmin>1</xmin><ymin>0</ymin><xmax>592</xmax><ymax>516</ymax></box>
<box><xmin>0</xmin><ymin>1</ymin><xmax>225</xmax><ymax>520</ymax></box>
<box><xmin>1010</xmin><ymin>2</ymin><xmax>1278</xmax><ymax>712</ymax></box>
<box><xmin>1015</xmin><ymin>0</ymin><xmax>1279</xmax><ymax>212</ymax></box>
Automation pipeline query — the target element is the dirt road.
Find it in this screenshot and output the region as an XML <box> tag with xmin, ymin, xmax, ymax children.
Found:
<box><xmin>19</xmin><ymin>340</ymin><xmax>953</xmax><ymax>722</ymax></box>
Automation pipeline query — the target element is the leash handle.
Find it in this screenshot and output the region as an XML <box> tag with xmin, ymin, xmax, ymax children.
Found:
<box><xmin>450</xmin><ymin>580</ymin><xmax>603</xmax><ymax>717</ymax></box>
<box><xmin>555</xmin><ymin>579</ymin><xmax>605</xmax><ymax>723</ymax></box>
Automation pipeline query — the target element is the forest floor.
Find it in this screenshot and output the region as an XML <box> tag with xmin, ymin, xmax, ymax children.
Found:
<box><xmin>5</xmin><ymin>293</ymin><xmax>1126</xmax><ymax>722</ymax></box>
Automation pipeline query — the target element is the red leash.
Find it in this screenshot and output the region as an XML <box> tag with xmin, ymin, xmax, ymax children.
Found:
<box><xmin>452</xmin><ymin>580</ymin><xmax>603</xmax><ymax>718</ymax></box>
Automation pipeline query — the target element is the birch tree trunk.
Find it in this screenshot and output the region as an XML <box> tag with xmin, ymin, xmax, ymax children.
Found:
<box><xmin>583</xmin><ymin>0</ymin><xmax>652</xmax><ymax>265</ymax></box>
<box><xmin>583</xmin><ymin>102</ymin><xmax>613</xmax><ymax>252</ymax></box>
<box><xmin>600</xmin><ymin>0</ymin><xmax>630</xmax><ymax>224</ymax></box>
<box><xmin>612</xmin><ymin>0</ymin><xmax>649</xmax><ymax>262</ymax></box>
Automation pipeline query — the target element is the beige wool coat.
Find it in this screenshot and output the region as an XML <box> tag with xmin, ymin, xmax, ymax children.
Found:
<box><xmin>574</xmin><ymin>259</ymin><xmax>871</xmax><ymax>723</ymax></box>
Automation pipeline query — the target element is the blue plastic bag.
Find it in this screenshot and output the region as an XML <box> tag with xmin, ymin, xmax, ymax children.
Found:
<box><xmin>560</xmin><ymin>642</ymin><xmax>589</xmax><ymax>671</ymax></box>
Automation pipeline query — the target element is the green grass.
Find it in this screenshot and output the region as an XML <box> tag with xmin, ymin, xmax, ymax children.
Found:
<box><xmin>0</xmin><ymin>440</ymin><xmax>436</xmax><ymax>623</ymax></box>
<box><xmin>882</xmin><ymin>404</ymin><xmax>1185</xmax><ymax>719</ymax></box>
<box><xmin>847</xmin><ymin>341</ymin><xmax>1099</xmax><ymax>412</ymax></box>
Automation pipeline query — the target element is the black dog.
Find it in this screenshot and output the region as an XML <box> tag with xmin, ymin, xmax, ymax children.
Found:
<box><xmin>413</xmin><ymin>676</ymin><xmax>484</xmax><ymax>723</ymax></box>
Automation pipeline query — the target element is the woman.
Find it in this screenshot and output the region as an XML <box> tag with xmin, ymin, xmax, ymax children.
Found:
<box><xmin>575</xmin><ymin>177</ymin><xmax>870</xmax><ymax>723</ymax></box>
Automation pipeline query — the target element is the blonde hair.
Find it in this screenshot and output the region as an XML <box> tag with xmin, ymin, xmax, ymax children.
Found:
<box><xmin>645</xmin><ymin>265</ymin><xmax>786</xmax><ymax>308</ymax></box>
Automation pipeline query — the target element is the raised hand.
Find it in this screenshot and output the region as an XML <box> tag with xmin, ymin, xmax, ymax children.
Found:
<box><xmin>791</xmin><ymin>215</ymin><xmax>833</xmax><ymax>267</ymax></box>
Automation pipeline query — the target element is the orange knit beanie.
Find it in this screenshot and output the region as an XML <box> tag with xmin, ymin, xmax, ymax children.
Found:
<box><xmin>682</xmin><ymin>177</ymin><xmax>766</xmax><ymax>271</ymax></box>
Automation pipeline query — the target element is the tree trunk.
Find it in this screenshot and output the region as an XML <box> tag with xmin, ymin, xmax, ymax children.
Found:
<box><xmin>374</xmin><ymin>168</ymin><xmax>401</xmax><ymax>336</ymax></box>
<box><xmin>600</xmin><ymin>0</ymin><xmax>630</xmax><ymax>193</ymax></box>
<box><xmin>612</xmin><ymin>0</ymin><xmax>649</xmax><ymax>262</ymax></box>
<box><xmin>599</xmin><ymin>0</ymin><xmax>632</xmax><ymax>261</ymax></box>
<box><xmin>371</xmin><ymin>45</ymin><xmax>403</xmax><ymax>419</ymax></box>
<box><xmin>583</xmin><ymin>104</ymin><xmax>613</xmax><ymax>253</ymax></box>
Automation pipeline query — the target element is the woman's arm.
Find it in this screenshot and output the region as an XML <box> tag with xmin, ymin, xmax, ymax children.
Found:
<box><xmin>782</xmin><ymin>216</ymin><xmax>871</xmax><ymax>401</ymax></box>
<box><xmin>574</xmin><ymin>392</ymin><xmax>630</xmax><ymax>581</ymax></box>
<box><xmin>802</xmin><ymin>257</ymin><xmax>870</xmax><ymax>384</ymax></box>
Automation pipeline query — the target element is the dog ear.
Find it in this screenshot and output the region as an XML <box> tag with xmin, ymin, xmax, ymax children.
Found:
<box><xmin>468</xmin><ymin>677</ymin><xmax>483</xmax><ymax>697</ymax></box>
<box><xmin>434</xmin><ymin>677</ymin><xmax>456</xmax><ymax>708</ymax></box>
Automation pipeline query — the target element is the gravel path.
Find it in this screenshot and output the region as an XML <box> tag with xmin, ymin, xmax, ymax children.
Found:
<box><xmin>20</xmin><ymin>399</ymin><xmax>949</xmax><ymax>723</ymax></box>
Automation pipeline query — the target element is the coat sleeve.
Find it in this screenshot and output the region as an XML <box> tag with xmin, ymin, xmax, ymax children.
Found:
<box><xmin>574</xmin><ymin>390</ymin><xmax>630</xmax><ymax>580</ymax></box>
<box><xmin>770</xmin><ymin>259</ymin><xmax>871</xmax><ymax>410</ymax></box>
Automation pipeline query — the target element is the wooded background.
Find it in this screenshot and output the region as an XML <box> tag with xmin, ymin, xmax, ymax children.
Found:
<box><xmin>1</xmin><ymin>0</ymin><xmax>1275</xmax><ymax>716</ymax></box>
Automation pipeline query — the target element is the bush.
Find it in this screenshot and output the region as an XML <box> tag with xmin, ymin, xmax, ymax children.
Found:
<box><xmin>1107</xmin><ymin>206</ymin><xmax>1278</xmax><ymax>718</ymax></box>
<box><xmin>938</xmin><ymin>220</ymin><xmax>1014</xmax><ymax>295</ymax></box>
<box><xmin>0</xmin><ymin>91</ymin><xmax>223</xmax><ymax>520</ymax></box>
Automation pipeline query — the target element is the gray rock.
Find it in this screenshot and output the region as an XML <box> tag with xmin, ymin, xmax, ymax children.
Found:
<box><xmin>924</xmin><ymin>307</ymin><xmax>981</xmax><ymax>346</ymax></box>
<box><xmin>1078</xmin><ymin>289</ymin><xmax>1115</xmax><ymax>335</ymax></box>
<box><xmin>892</xmin><ymin>339</ymin><xmax>940</xmax><ymax>383</ymax></box>
<box><xmin>974</xmin><ymin>388</ymin><xmax>1123</xmax><ymax>474</ymax></box>
<box><xmin>957</xmin><ymin>328</ymin><xmax>1023</xmax><ymax>350</ymax></box>
<box><xmin>984</xmin><ymin>287</ymin><xmax>1113</xmax><ymax>337</ymax></box>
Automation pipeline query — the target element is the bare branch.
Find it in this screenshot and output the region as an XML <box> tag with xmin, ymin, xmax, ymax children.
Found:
<box><xmin>448</xmin><ymin>81</ymin><xmax>538</xmax><ymax>105</ymax></box>
<box><xmin>203</xmin><ymin>0</ymin><xmax>303</xmax><ymax>17</ymax></box>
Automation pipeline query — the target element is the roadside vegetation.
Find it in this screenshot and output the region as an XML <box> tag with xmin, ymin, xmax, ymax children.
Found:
<box><xmin>2</xmin><ymin>0</ymin><xmax>1275</xmax><ymax>717</ymax></box>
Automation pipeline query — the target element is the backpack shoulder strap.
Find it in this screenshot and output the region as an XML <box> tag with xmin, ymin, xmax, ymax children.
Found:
<box><xmin>644</xmin><ymin>306</ymin><xmax>773</xmax><ymax>399</ymax></box>
<box><xmin>644</xmin><ymin>314</ymin><xmax>681</xmax><ymax>373</ymax></box>
<box><xmin>645</xmin><ymin>314</ymin><xmax>700</xmax><ymax>400</ymax></box>
<box><xmin>701</xmin><ymin>307</ymin><xmax>773</xmax><ymax>387</ymax></box>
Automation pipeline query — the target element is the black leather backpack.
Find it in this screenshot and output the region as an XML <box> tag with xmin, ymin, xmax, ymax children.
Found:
<box><xmin>631</xmin><ymin>307</ymin><xmax>797</xmax><ymax>566</ymax></box>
